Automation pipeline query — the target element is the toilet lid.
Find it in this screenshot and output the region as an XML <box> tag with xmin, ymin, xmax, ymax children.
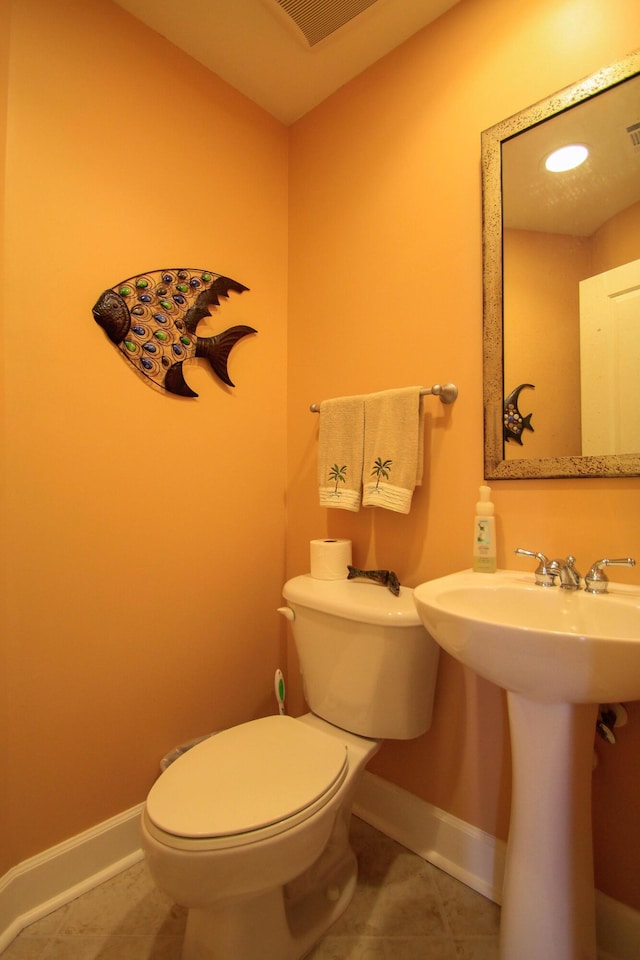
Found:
<box><xmin>146</xmin><ymin>716</ymin><xmax>348</xmax><ymax>844</ymax></box>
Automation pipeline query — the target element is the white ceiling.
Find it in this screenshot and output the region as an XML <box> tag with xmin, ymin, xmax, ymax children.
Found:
<box><xmin>503</xmin><ymin>73</ymin><xmax>640</xmax><ymax>235</ymax></box>
<box><xmin>111</xmin><ymin>0</ymin><xmax>461</xmax><ymax>124</ymax></box>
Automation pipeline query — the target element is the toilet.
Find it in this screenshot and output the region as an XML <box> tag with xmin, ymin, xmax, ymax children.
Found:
<box><xmin>141</xmin><ymin>574</ymin><xmax>440</xmax><ymax>960</ymax></box>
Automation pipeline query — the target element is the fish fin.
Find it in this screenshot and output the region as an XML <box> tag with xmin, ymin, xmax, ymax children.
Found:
<box><xmin>504</xmin><ymin>383</ymin><xmax>535</xmax><ymax>406</ymax></box>
<box><xmin>165</xmin><ymin>362</ymin><xmax>199</xmax><ymax>398</ymax></box>
<box><xmin>184</xmin><ymin>276</ymin><xmax>249</xmax><ymax>333</ymax></box>
<box><xmin>195</xmin><ymin>325</ymin><xmax>256</xmax><ymax>387</ymax></box>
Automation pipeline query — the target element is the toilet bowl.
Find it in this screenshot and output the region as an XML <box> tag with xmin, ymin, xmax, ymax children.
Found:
<box><xmin>142</xmin><ymin>714</ymin><xmax>378</xmax><ymax>959</ymax></box>
<box><xmin>141</xmin><ymin>575</ymin><xmax>440</xmax><ymax>960</ymax></box>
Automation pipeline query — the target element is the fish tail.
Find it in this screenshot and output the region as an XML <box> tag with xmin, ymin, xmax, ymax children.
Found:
<box><xmin>196</xmin><ymin>325</ymin><xmax>256</xmax><ymax>387</ymax></box>
<box><xmin>521</xmin><ymin>413</ymin><xmax>534</xmax><ymax>433</ymax></box>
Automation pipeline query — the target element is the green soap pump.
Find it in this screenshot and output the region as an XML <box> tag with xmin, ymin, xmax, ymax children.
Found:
<box><xmin>472</xmin><ymin>485</ymin><xmax>497</xmax><ymax>573</ymax></box>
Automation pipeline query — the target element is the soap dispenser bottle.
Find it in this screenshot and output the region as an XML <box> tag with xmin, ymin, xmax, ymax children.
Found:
<box><xmin>472</xmin><ymin>485</ymin><xmax>497</xmax><ymax>573</ymax></box>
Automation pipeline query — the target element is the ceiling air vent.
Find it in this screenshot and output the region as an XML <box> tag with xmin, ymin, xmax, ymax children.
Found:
<box><xmin>626</xmin><ymin>121</ymin><xmax>640</xmax><ymax>149</ymax></box>
<box><xmin>271</xmin><ymin>0</ymin><xmax>381</xmax><ymax>47</ymax></box>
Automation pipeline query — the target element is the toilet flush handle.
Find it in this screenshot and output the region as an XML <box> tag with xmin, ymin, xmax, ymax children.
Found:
<box><xmin>277</xmin><ymin>606</ymin><xmax>295</xmax><ymax>621</ymax></box>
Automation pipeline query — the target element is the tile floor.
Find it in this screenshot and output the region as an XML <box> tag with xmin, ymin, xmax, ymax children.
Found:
<box><xmin>3</xmin><ymin>817</ymin><xmax>502</xmax><ymax>959</ymax></box>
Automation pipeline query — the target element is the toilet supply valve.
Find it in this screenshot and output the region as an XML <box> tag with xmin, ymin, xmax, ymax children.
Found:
<box><xmin>514</xmin><ymin>548</ymin><xmax>555</xmax><ymax>587</ymax></box>
<box><xmin>596</xmin><ymin>703</ymin><xmax>628</xmax><ymax>744</ymax></box>
<box><xmin>584</xmin><ymin>558</ymin><xmax>636</xmax><ymax>594</ymax></box>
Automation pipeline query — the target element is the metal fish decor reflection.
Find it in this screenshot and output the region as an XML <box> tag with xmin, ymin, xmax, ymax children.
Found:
<box><xmin>503</xmin><ymin>383</ymin><xmax>535</xmax><ymax>445</ymax></box>
<box><xmin>92</xmin><ymin>268</ymin><xmax>256</xmax><ymax>397</ymax></box>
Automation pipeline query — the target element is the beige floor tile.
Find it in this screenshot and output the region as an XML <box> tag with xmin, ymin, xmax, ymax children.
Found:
<box><xmin>56</xmin><ymin>862</ymin><xmax>186</xmax><ymax>938</ymax></box>
<box><xmin>432</xmin><ymin>869</ymin><xmax>501</xmax><ymax>938</ymax></box>
<box><xmin>453</xmin><ymin>936</ymin><xmax>500</xmax><ymax>959</ymax></box>
<box><xmin>18</xmin><ymin>907</ymin><xmax>70</xmax><ymax>939</ymax></box>
<box><xmin>2</xmin><ymin>818</ymin><xmax>508</xmax><ymax>960</ymax></box>
<box><xmin>43</xmin><ymin>935</ymin><xmax>183</xmax><ymax>959</ymax></box>
<box><xmin>309</xmin><ymin>937</ymin><xmax>458</xmax><ymax>959</ymax></box>
<box><xmin>0</xmin><ymin>936</ymin><xmax>49</xmax><ymax>960</ymax></box>
<box><xmin>332</xmin><ymin>825</ymin><xmax>447</xmax><ymax>940</ymax></box>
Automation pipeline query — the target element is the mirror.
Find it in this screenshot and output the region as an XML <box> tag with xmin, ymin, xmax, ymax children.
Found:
<box><xmin>482</xmin><ymin>51</ymin><xmax>640</xmax><ymax>479</ymax></box>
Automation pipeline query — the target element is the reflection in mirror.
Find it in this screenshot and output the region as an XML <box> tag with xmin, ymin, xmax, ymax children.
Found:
<box><xmin>482</xmin><ymin>51</ymin><xmax>640</xmax><ymax>479</ymax></box>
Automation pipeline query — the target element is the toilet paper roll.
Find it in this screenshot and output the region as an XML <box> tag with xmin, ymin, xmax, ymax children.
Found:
<box><xmin>310</xmin><ymin>539</ymin><xmax>353</xmax><ymax>580</ymax></box>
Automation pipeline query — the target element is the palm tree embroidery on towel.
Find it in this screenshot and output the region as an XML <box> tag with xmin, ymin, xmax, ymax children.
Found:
<box><xmin>370</xmin><ymin>458</ymin><xmax>393</xmax><ymax>491</ymax></box>
<box><xmin>328</xmin><ymin>463</ymin><xmax>348</xmax><ymax>497</ymax></box>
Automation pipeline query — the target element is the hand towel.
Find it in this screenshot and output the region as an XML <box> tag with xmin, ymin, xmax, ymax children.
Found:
<box><xmin>318</xmin><ymin>395</ymin><xmax>365</xmax><ymax>511</ymax></box>
<box><xmin>362</xmin><ymin>387</ymin><xmax>424</xmax><ymax>514</ymax></box>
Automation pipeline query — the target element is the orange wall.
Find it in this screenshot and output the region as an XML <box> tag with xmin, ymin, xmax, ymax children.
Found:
<box><xmin>1</xmin><ymin>0</ymin><xmax>288</xmax><ymax>874</ymax></box>
<box><xmin>3</xmin><ymin>0</ymin><xmax>640</xmax><ymax>919</ymax></box>
<box><xmin>504</xmin><ymin>229</ymin><xmax>587</xmax><ymax>458</ymax></box>
<box><xmin>287</xmin><ymin>0</ymin><xmax>640</xmax><ymax>910</ymax></box>
<box><xmin>591</xmin><ymin>200</ymin><xmax>640</xmax><ymax>273</ymax></box>
<box><xmin>0</xmin><ymin>0</ymin><xmax>10</xmax><ymax>880</ymax></box>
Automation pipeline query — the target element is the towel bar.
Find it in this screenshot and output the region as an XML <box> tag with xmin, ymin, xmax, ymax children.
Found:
<box><xmin>309</xmin><ymin>382</ymin><xmax>458</xmax><ymax>412</ymax></box>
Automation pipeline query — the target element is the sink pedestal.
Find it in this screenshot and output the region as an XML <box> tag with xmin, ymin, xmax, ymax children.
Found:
<box><xmin>413</xmin><ymin>568</ymin><xmax>640</xmax><ymax>959</ymax></box>
<box><xmin>501</xmin><ymin>694</ymin><xmax>599</xmax><ymax>960</ymax></box>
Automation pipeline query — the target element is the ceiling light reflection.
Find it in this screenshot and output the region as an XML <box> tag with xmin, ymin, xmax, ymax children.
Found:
<box><xmin>544</xmin><ymin>144</ymin><xmax>589</xmax><ymax>172</ymax></box>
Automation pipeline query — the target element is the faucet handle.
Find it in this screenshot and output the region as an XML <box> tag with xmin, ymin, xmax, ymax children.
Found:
<box><xmin>514</xmin><ymin>548</ymin><xmax>555</xmax><ymax>587</ymax></box>
<box><xmin>585</xmin><ymin>558</ymin><xmax>636</xmax><ymax>594</ymax></box>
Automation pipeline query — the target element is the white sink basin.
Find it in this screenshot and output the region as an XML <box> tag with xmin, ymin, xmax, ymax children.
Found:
<box><xmin>413</xmin><ymin>568</ymin><xmax>640</xmax><ymax>704</ymax></box>
<box><xmin>414</xmin><ymin>567</ymin><xmax>640</xmax><ymax>959</ymax></box>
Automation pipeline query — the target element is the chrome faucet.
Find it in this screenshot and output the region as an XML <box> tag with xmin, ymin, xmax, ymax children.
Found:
<box><xmin>549</xmin><ymin>555</ymin><xmax>582</xmax><ymax>590</ymax></box>
<box><xmin>516</xmin><ymin>549</ymin><xmax>636</xmax><ymax>593</ymax></box>
<box><xmin>584</xmin><ymin>558</ymin><xmax>636</xmax><ymax>594</ymax></box>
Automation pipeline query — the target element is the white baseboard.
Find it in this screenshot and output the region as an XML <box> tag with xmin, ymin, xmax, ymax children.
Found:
<box><xmin>0</xmin><ymin>804</ymin><xmax>144</xmax><ymax>954</ymax></box>
<box><xmin>595</xmin><ymin>892</ymin><xmax>640</xmax><ymax>960</ymax></box>
<box><xmin>1</xmin><ymin>777</ymin><xmax>638</xmax><ymax>960</ymax></box>
<box><xmin>354</xmin><ymin>770</ymin><xmax>640</xmax><ymax>960</ymax></box>
<box><xmin>353</xmin><ymin>770</ymin><xmax>506</xmax><ymax>903</ymax></box>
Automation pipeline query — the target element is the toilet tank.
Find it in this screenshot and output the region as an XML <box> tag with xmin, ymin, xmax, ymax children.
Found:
<box><xmin>281</xmin><ymin>575</ymin><xmax>439</xmax><ymax>740</ymax></box>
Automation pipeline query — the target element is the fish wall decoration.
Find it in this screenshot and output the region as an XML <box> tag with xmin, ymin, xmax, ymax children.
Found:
<box><xmin>92</xmin><ymin>268</ymin><xmax>256</xmax><ymax>397</ymax></box>
<box><xmin>504</xmin><ymin>383</ymin><xmax>535</xmax><ymax>445</ymax></box>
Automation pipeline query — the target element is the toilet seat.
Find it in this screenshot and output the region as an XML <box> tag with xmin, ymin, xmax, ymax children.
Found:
<box><xmin>145</xmin><ymin>715</ymin><xmax>348</xmax><ymax>851</ymax></box>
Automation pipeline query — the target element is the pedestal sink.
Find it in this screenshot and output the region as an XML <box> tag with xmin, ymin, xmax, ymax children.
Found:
<box><xmin>413</xmin><ymin>569</ymin><xmax>640</xmax><ymax>960</ymax></box>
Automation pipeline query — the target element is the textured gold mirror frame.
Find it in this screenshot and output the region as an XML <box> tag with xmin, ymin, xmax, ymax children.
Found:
<box><xmin>482</xmin><ymin>50</ymin><xmax>640</xmax><ymax>479</ymax></box>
